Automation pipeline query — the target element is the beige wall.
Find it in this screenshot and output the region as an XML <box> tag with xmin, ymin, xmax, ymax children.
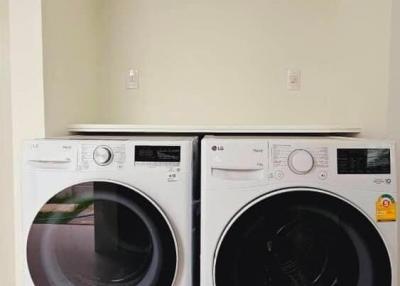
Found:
<box><xmin>97</xmin><ymin>0</ymin><xmax>391</xmax><ymax>137</ymax></box>
<box><xmin>389</xmin><ymin>0</ymin><xmax>400</xmax><ymax>138</ymax></box>
<box><xmin>2</xmin><ymin>0</ymin><xmax>46</xmax><ymax>285</ymax></box>
<box><xmin>388</xmin><ymin>0</ymin><xmax>400</xmax><ymax>277</ymax></box>
<box><xmin>42</xmin><ymin>0</ymin><xmax>105</xmax><ymax>136</ymax></box>
<box><xmin>42</xmin><ymin>0</ymin><xmax>393</xmax><ymax>137</ymax></box>
<box><xmin>0</xmin><ymin>0</ymin><xmax>15</xmax><ymax>284</ymax></box>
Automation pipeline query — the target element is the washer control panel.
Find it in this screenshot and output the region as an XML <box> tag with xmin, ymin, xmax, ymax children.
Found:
<box><xmin>272</xmin><ymin>144</ymin><xmax>329</xmax><ymax>180</ymax></box>
<box><xmin>203</xmin><ymin>137</ymin><xmax>396</xmax><ymax>191</ymax></box>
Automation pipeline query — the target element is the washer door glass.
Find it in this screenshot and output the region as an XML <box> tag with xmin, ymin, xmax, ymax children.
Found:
<box><xmin>27</xmin><ymin>182</ymin><xmax>177</xmax><ymax>286</ymax></box>
<box><xmin>215</xmin><ymin>191</ymin><xmax>391</xmax><ymax>286</ymax></box>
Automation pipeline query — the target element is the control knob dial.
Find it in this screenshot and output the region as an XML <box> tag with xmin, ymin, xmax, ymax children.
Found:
<box><xmin>288</xmin><ymin>149</ymin><xmax>314</xmax><ymax>175</ymax></box>
<box><xmin>93</xmin><ymin>146</ymin><xmax>113</xmax><ymax>166</ymax></box>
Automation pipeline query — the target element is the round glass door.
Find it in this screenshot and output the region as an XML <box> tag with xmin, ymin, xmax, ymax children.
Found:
<box><xmin>27</xmin><ymin>182</ymin><xmax>177</xmax><ymax>286</ymax></box>
<box><xmin>215</xmin><ymin>190</ymin><xmax>391</xmax><ymax>286</ymax></box>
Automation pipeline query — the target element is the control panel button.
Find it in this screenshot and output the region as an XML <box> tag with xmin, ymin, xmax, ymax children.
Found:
<box><xmin>274</xmin><ymin>170</ymin><xmax>285</xmax><ymax>180</ymax></box>
<box><xmin>93</xmin><ymin>146</ymin><xmax>113</xmax><ymax>166</ymax></box>
<box><xmin>288</xmin><ymin>149</ymin><xmax>314</xmax><ymax>175</ymax></box>
<box><xmin>319</xmin><ymin>171</ymin><xmax>328</xmax><ymax>180</ymax></box>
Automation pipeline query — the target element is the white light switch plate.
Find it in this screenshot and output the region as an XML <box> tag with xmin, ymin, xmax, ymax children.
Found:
<box><xmin>287</xmin><ymin>69</ymin><xmax>301</xmax><ymax>91</ymax></box>
<box><xmin>126</xmin><ymin>69</ymin><xmax>139</xmax><ymax>89</ymax></box>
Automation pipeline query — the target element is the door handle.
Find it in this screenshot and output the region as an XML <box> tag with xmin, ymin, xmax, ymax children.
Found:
<box><xmin>28</xmin><ymin>159</ymin><xmax>71</xmax><ymax>164</ymax></box>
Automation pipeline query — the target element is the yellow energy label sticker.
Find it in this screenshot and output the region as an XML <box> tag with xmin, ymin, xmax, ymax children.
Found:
<box><xmin>376</xmin><ymin>194</ymin><xmax>397</xmax><ymax>222</ymax></box>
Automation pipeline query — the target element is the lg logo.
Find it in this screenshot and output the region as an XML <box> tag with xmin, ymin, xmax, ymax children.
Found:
<box><xmin>211</xmin><ymin>146</ymin><xmax>224</xmax><ymax>151</ymax></box>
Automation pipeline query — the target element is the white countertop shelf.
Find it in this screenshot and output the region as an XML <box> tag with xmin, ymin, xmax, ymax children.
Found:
<box><xmin>68</xmin><ymin>124</ymin><xmax>362</xmax><ymax>135</ymax></box>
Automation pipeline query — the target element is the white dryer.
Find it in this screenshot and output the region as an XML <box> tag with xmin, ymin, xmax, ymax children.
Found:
<box><xmin>22</xmin><ymin>136</ymin><xmax>198</xmax><ymax>286</ymax></box>
<box><xmin>201</xmin><ymin>136</ymin><xmax>397</xmax><ymax>286</ymax></box>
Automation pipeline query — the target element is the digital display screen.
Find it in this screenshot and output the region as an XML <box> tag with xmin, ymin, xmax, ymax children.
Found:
<box><xmin>337</xmin><ymin>149</ymin><xmax>391</xmax><ymax>174</ymax></box>
<box><xmin>135</xmin><ymin>146</ymin><xmax>181</xmax><ymax>163</ymax></box>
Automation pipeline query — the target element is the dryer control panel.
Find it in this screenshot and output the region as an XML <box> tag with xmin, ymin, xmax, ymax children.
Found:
<box><xmin>79</xmin><ymin>143</ymin><xmax>182</xmax><ymax>170</ymax></box>
<box><xmin>134</xmin><ymin>145</ymin><xmax>181</xmax><ymax>166</ymax></box>
<box><xmin>80</xmin><ymin>143</ymin><xmax>127</xmax><ymax>170</ymax></box>
<box><xmin>25</xmin><ymin>140</ymin><xmax>186</xmax><ymax>172</ymax></box>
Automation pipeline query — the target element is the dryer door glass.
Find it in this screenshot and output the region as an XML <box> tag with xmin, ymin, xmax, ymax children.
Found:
<box><xmin>215</xmin><ymin>191</ymin><xmax>392</xmax><ymax>286</ymax></box>
<box><xmin>27</xmin><ymin>182</ymin><xmax>177</xmax><ymax>286</ymax></box>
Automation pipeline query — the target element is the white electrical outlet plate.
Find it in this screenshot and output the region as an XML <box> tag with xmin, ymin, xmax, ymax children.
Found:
<box><xmin>287</xmin><ymin>69</ymin><xmax>301</xmax><ymax>91</ymax></box>
<box><xmin>126</xmin><ymin>69</ymin><xmax>139</xmax><ymax>89</ymax></box>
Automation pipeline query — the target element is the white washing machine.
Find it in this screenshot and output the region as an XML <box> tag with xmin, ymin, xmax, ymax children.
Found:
<box><xmin>22</xmin><ymin>136</ymin><xmax>198</xmax><ymax>286</ymax></box>
<box><xmin>201</xmin><ymin>136</ymin><xmax>398</xmax><ymax>286</ymax></box>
